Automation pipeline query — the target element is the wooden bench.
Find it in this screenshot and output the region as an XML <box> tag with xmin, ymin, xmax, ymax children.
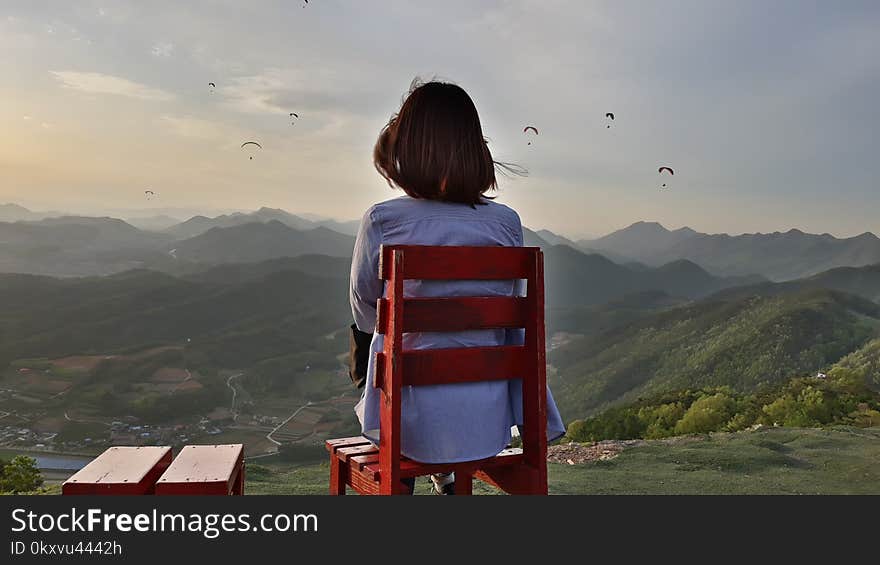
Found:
<box><xmin>155</xmin><ymin>444</ymin><xmax>244</xmax><ymax>495</ymax></box>
<box><xmin>326</xmin><ymin>245</ymin><xmax>549</xmax><ymax>495</ymax></box>
<box><xmin>62</xmin><ymin>446</ymin><xmax>172</xmax><ymax>495</ymax></box>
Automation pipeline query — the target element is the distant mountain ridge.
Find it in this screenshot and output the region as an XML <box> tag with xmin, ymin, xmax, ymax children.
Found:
<box><xmin>0</xmin><ymin>216</ymin><xmax>172</xmax><ymax>276</ymax></box>
<box><xmin>165</xmin><ymin>207</ymin><xmax>360</xmax><ymax>239</ymax></box>
<box><xmin>170</xmin><ymin>220</ymin><xmax>355</xmax><ymax>263</ymax></box>
<box><xmin>526</xmin><ymin>233</ymin><xmax>765</xmax><ymax>310</ymax></box>
<box><xmin>709</xmin><ymin>262</ymin><xmax>880</xmax><ymax>304</ymax></box>
<box><xmin>582</xmin><ymin>221</ymin><xmax>880</xmax><ymax>281</ymax></box>
<box><xmin>0</xmin><ymin>203</ymin><xmax>61</xmax><ymax>222</ymax></box>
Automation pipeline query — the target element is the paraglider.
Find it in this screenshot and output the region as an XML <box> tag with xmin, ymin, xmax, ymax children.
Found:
<box><xmin>289</xmin><ymin>112</ymin><xmax>299</xmax><ymax>125</ymax></box>
<box><xmin>144</xmin><ymin>190</ymin><xmax>155</xmax><ymax>200</ymax></box>
<box><xmin>658</xmin><ymin>166</ymin><xmax>674</xmax><ymax>189</ymax></box>
<box><xmin>523</xmin><ymin>126</ymin><xmax>538</xmax><ymax>145</ymax></box>
<box><xmin>605</xmin><ymin>112</ymin><xmax>615</xmax><ymax>128</ymax></box>
<box><xmin>241</xmin><ymin>141</ymin><xmax>262</xmax><ymax>160</ymax></box>
<box><xmin>208</xmin><ymin>82</ymin><xmax>216</xmax><ymax>94</ymax></box>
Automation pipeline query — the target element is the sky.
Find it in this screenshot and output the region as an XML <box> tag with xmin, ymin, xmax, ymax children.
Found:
<box><xmin>1</xmin><ymin>0</ymin><xmax>878</xmax><ymax>239</ymax></box>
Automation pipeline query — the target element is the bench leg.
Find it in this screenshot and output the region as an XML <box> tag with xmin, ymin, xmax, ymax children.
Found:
<box><xmin>232</xmin><ymin>464</ymin><xmax>245</xmax><ymax>495</ymax></box>
<box><xmin>329</xmin><ymin>456</ymin><xmax>346</xmax><ymax>495</ymax></box>
<box><xmin>454</xmin><ymin>472</ymin><xmax>473</xmax><ymax>496</ymax></box>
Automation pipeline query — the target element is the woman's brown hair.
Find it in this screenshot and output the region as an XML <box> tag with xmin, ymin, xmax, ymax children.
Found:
<box><xmin>374</xmin><ymin>78</ymin><xmax>523</xmax><ymax>207</ymax></box>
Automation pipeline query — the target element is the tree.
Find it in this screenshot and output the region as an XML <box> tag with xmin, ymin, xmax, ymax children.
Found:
<box><xmin>641</xmin><ymin>402</ymin><xmax>685</xmax><ymax>439</ymax></box>
<box><xmin>674</xmin><ymin>392</ymin><xmax>736</xmax><ymax>435</ymax></box>
<box><xmin>0</xmin><ymin>456</ymin><xmax>44</xmax><ymax>493</ymax></box>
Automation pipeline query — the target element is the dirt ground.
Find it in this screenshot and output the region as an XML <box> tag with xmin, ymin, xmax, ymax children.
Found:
<box><xmin>151</xmin><ymin>367</ymin><xmax>189</xmax><ymax>383</ymax></box>
<box><xmin>51</xmin><ymin>355</ymin><xmax>114</xmax><ymax>372</ymax></box>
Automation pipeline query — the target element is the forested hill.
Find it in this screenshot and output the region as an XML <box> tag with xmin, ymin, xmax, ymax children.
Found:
<box><xmin>550</xmin><ymin>288</ymin><xmax>880</xmax><ymax>421</ymax></box>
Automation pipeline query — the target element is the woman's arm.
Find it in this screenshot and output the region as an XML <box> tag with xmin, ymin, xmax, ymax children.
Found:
<box><xmin>350</xmin><ymin>207</ymin><xmax>384</xmax><ymax>333</ymax></box>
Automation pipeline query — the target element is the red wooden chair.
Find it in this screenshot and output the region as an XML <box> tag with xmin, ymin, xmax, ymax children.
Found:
<box><xmin>326</xmin><ymin>245</ymin><xmax>548</xmax><ymax>495</ymax></box>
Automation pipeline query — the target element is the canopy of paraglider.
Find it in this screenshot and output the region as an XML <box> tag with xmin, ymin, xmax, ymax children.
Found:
<box><xmin>658</xmin><ymin>166</ymin><xmax>674</xmax><ymax>189</ymax></box>
<box><xmin>241</xmin><ymin>141</ymin><xmax>262</xmax><ymax>160</ymax></box>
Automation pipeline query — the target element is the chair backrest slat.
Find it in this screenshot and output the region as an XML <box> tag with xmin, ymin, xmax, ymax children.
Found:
<box><xmin>380</xmin><ymin>245</ymin><xmax>533</xmax><ymax>280</ymax></box>
<box><xmin>376</xmin><ymin>296</ymin><xmax>529</xmax><ymax>333</ymax></box>
<box><xmin>401</xmin><ymin>345</ymin><xmax>526</xmax><ymax>386</ymax></box>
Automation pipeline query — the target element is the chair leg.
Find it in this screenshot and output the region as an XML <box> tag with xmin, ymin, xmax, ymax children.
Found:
<box><xmin>454</xmin><ymin>472</ymin><xmax>473</xmax><ymax>496</ymax></box>
<box><xmin>329</xmin><ymin>456</ymin><xmax>346</xmax><ymax>495</ymax></box>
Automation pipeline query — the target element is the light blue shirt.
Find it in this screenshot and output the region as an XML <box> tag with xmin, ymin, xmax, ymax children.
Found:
<box><xmin>351</xmin><ymin>195</ymin><xmax>566</xmax><ymax>464</ymax></box>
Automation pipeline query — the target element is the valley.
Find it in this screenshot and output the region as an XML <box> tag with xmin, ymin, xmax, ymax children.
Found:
<box><xmin>1</xmin><ymin>204</ymin><xmax>879</xmax><ymax>482</ymax></box>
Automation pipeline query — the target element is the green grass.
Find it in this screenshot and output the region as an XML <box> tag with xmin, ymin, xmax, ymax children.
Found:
<box><xmin>244</xmin><ymin>427</ymin><xmax>880</xmax><ymax>495</ymax></box>
<box><xmin>550</xmin><ymin>427</ymin><xmax>880</xmax><ymax>494</ymax></box>
<box><xmin>9</xmin><ymin>358</ymin><xmax>52</xmax><ymax>369</ymax></box>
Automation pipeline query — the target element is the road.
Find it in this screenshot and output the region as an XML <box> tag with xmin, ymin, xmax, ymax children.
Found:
<box><xmin>169</xmin><ymin>369</ymin><xmax>193</xmax><ymax>394</ymax></box>
<box><xmin>265</xmin><ymin>401</ymin><xmax>313</xmax><ymax>446</ymax></box>
<box><xmin>63</xmin><ymin>411</ymin><xmax>111</xmax><ymax>427</ymax></box>
<box><xmin>263</xmin><ymin>391</ymin><xmax>356</xmax><ymax>447</ymax></box>
<box><xmin>226</xmin><ymin>372</ymin><xmax>243</xmax><ymax>421</ymax></box>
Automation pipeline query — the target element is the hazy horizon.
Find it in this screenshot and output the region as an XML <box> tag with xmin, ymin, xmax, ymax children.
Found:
<box><xmin>7</xmin><ymin>199</ymin><xmax>880</xmax><ymax>242</ymax></box>
<box><xmin>3</xmin><ymin>1</ymin><xmax>879</xmax><ymax>239</ymax></box>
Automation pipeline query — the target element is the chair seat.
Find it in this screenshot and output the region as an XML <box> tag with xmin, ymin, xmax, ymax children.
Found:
<box><xmin>62</xmin><ymin>446</ymin><xmax>172</xmax><ymax>495</ymax></box>
<box><xmin>155</xmin><ymin>444</ymin><xmax>244</xmax><ymax>495</ymax></box>
<box><xmin>325</xmin><ymin>436</ymin><xmax>524</xmax><ymax>493</ymax></box>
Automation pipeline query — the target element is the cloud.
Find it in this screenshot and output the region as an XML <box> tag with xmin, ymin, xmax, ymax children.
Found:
<box><xmin>220</xmin><ymin>68</ymin><xmax>301</xmax><ymax>115</ymax></box>
<box><xmin>219</xmin><ymin>67</ymin><xmax>389</xmax><ymax>121</ymax></box>
<box><xmin>159</xmin><ymin>115</ymin><xmax>227</xmax><ymax>140</ymax></box>
<box><xmin>151</xmin><ymin>41</ymin><xmax>174</xmax><ymax>57</ymax></box>
<box><xmin>50</xmin><ymin>71</ymin><xmax>174</xmax><ymax>101</ymax></box>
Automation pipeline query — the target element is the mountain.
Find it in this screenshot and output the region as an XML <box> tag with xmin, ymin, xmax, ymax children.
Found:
<box><xmin>297</xmin><ymin>212</ymin><xmax>361</xmax><ymax>235</ymax></box>
<box><xmin>710</xmin><ymin>262</ymin><xmax>880</xmax><ymax>304</ymax></box>
<box><xmin>310</xmin><ymin>218</ymin><xmax>360</xmax><ymax>236</ymax></box>
<box><xmin>541</xmin><ymin>244</ymin><xmax>764</xmax><ymax>310</ymax></box>
<box><xmin>522</xmin><ymin>227</ymin><xmax>550</xmax><ymax>248</ymax></box>
<box><xmin>834</xmin><ymin>338</ymin><xmax>880</xmax><ymax>390</ymax></box>
<box><xmin>807</xmin><ymin>264</ymin><xmax>880</xmax><ymax>303</ymax></box>
<box><xmin>583</xmin><ymin>221</ymin><xmax>880</xmax><ymax>281</ymax></box>
<box><xmin>170</xmin><ymin>221</ymin><xmax>355</xmax><ymax>263</ymax></box>
<box><xmin>165</xmin><ymin>207</ymin><xmax>360</xmax><ymax>239</ymax></box>
<box><xmin>126</xmin><ymin>215</ymin><xmax>183</xmax><ymax>232</ymax></box>
<box><xmin>534</xmin><ymin>229</ymin><xmax>578</xmax><ymax>248</ymax></box>
<box><xmin>0</xmin><ymin>203</ymin><xmax>61</xmax><ymax>222</ymax></box>
<box><xmin>183</xmin><ymin>255</ymin><xmax>351</xmax><ymax>286</ymax></box>
<box><xmin>0</xmin><ymin>203</ymin><xmax>38</xmax><ymax>222</ymax></box>
<box><xmin>582</xmin><ymin>221</ymin><xmax>697</xmax><ymax>260</ymax></box>
<box><xmin>549</xmin><ymin>288</ymin><xmax>880</xmax><ymax>421</ymax></box>
<box><xmin>549</xmin><ymin>290</ymin><xmax>688</xmax><ymax>336</ymax></box>
<box><xmin>0</xmin><ymin>264</ymin><xmax>351</xmax><ymax>368</ymax></box>
<box><xmin>0</xmin><ymin>217</ymin><xmax>173</xmax><ymax>276</ymax></box>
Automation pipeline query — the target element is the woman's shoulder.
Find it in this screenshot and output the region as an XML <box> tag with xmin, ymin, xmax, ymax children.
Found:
<box><xmin>368</xmin><ymin>196</ymin><xmax>521</xmax><ymax>226</ymax></box>
<box><xmin>479</xmin><ymin>199</ymin><xmax>522</xmax><ymax>225</ymax></box>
